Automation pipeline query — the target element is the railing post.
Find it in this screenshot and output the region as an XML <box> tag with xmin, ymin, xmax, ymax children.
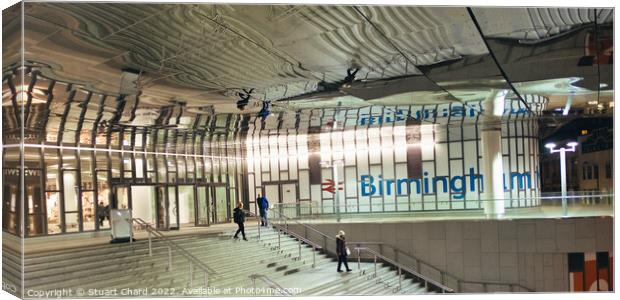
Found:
<box><xmin>257</xmin><ymin>216</ymin><xmax>261</xmax><ymax>240</ymax></box>
<box><xmin>278</xmin><ymin>229</ymin><xmax>281</xmax><ymax>249</ymax></box>
<box><xmin>204</xmin><ymin>271</ymin><xmax>208</xmax><ymax>288</ymax></box>
<box><xmin>312</xmin><ymin>245</ymin><xmax>316</xmax><ymax>268</ymax></box>
<box><xmin>168</xmin><ymin>246</ymin><xmax>173</xmax><ymax>271</ymax></box>
<box><xmin>148</xmin><ymin>231</ymin><xmax>152</xmax><ymax>257</ymax></box>
<box><xmin>298</xmin><ymin>243</ymin><xmax>302</xmax><ymax>260</ymax></box>
<box><xmin>374</xmin><ymin>255</ymin><xmax>377</xmax><ymax>279</ymax></box>
<box><xmin>398</xmin><ymin>266</ymin><xmax>402</xmax><ymax>291</ymax></box>
<box><xmin>357</xmin><ymin>249</ymin><xmax>361</xmax><ymax>270</ymax></box>
<box><xmin>189</xmin><ymin>260</ymin><xmax>193</xmax><ymax>288</ymax></box>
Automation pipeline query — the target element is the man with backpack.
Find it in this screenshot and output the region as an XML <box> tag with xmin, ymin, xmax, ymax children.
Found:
<box><xmin>233</xmin><ymin>202</ymin><xmax>247</xmax><ymax>241</ymax></box>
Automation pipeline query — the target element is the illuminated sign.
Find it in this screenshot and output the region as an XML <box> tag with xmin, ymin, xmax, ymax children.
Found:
<box><xmin>360</xmin><ymin>168</ymin><xmax>535</xmax><ymax>199</ymax></box>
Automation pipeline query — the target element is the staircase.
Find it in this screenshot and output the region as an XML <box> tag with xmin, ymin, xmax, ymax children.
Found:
<box><xmin>5</xmin><ymin>226</ymin><xmax>436</xmax><ymax>297</ymax></box>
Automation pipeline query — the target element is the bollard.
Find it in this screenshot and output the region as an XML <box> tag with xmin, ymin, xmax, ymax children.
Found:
<box><xmin>398</xmin><ymin>266</ymin><xmax>402</xmax><ymax>290</ymax></box>
<box><xmin>278</xmin><ymin>230</ymin><xmax>281</xmax><ymax>249</ymax></box>
<box><xmin>357</xmin><ymin>249</ymin><xmax>361</xmax><ymax>270</ymax></box>
<box><xmin>298</xmin><ymin>243</ymin><xmax>302</xmax><ymax>260</ymax></box>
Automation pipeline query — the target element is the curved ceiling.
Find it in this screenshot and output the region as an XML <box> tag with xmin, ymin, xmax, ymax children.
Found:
<box><xmin>2</xmin><ymin>3</ymin><xmax>614</xmax><ymax>114</ymax></box>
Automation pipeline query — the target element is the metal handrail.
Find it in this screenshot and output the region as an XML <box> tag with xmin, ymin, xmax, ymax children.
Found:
<box><xmin>271</xmin><ymin>194</ymin><xmax>614</xmax><ymax>218</ymax></box>
<box><xmin>131</xmin><ymin>218</ymin><xmax>215</xmax><ymax>288</ymax></box>
<box><xmin>456</xmin><ymin>279</ymin><xmax>533</xmax><ymax>293</ymax></box>
<box><xmin>249</xmin><ymin>274</ymin><xmax>292</xmax><ymax>296</ymax></box>
<box><xmin>244</xmin><ymin>209</ymin><xmax>322</xmax><ymax>267</ymax></box>
<box><xmin>355</xmin><ymin>246</ymin><xmax>454</xmax><ymax>293</ymax></box>
<box><xmin>351</xmin><ymin>241</ymin><xmax>534</xmax><ymax>293</ymax></box>
<box><xmin>269</xmin><ymin>209</ymin><xmax>534</xmax><ymax>293</ymax></box>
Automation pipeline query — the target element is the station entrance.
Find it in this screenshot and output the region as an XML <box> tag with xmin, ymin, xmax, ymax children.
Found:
<box><xmin>111</xmin><ymin>183</ymin><xmax>231</xmax><ymax>230</ymax></box>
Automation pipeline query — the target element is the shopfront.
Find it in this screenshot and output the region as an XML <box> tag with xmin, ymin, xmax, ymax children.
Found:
<box><xmin>1</xmin><ymin>69</ymin><xmax>242</xmax><ymax>237</ymax></box>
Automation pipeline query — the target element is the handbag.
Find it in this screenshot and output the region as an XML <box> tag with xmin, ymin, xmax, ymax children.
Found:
<box><xmin>346</xmin><ymin>247</ymin><xmax>351</xmax><ymax>256</ymax></box>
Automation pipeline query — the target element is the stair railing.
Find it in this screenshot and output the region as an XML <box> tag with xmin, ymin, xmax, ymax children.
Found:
<box><xmin>244</xmin><ymin>210</ymin><xmax>322</xmax><ymax>267</ymax></box>
<box><xmin>351</xmin><ymin>241</ymin><xmax>533</xmax><ymax>293</ymax></box>
<box><xmin>248</xmin><ymin>274</ymin><xmax>292</xmax><ymax>296</ymax></box>
<box><xmin>268</xmin><ymin>209</ymin><xmax>534</xmax><ymax>293</ymax></box>
<box><xmin>269</xmin><ymin>208</ymin><xmax>337</xmax><ymax>252</ymax></box>
<box><xmin>131</xmin><ymin>218</ymin><xmax>216</xmax><ymax>288</ymax></box>
<box><xmin>354</xmin><ymin>247</ymin><xmax>454</xmax><ymax>293</ymax></box>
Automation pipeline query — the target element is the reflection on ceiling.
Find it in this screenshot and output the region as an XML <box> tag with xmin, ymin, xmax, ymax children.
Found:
<box><xmin>1</xmin><ymin>3</ymin><xmax>614</xmax><ymax>147</ymax></box>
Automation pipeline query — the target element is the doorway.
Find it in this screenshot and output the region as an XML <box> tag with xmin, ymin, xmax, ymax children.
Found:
<box><xmin>263</xmin><ymin>182</ymin><xmax>298</xmax><ymax>217</ymax></box>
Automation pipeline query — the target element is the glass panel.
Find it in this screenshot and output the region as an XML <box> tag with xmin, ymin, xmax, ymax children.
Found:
<box><xmin>131</xmin><ymin>186</ymin><xmax>156</xmax><ymax>226</ymax></box>
<box><xmin>115</xmin><ymin>186</ymin><xmax>129</xmax><ymax>209</ymax></box>
<box><xmin>80</xmin><ymin>150</ymin><xmax>93</xmax><ymax>190</ymax></box>
<box><xmin>96</xmin><ymin>171</ymin><xmax>110</xmax><ymax>229</ymax></box>
<box><xmin>45</xmin><ymin>148</ymin><xmax>60</xmax><ymax>191</ymax></box>
<box><xmin>65</xmin><ymin>213</ymin><xmax>79</xmax><ymax>233</ymax></box>
<box><xmin>46</xmin><ymin>191</ymin><xmax>61</xmax><ymax>234</ymax></box>
<box><xmin>215</xmin><ymin>187</ymin><xmax>228</xmax><ymax>223</ymax></box>
<box><xmin>82</xmin><ymin>191</ymin><xmax>95</xmax><ymax>231</ymax></box>
<box><xmin>197</xmin><ymin>186</ymin><xmax>208</xmax><ymax>225</ymax></box>
<box><xmin>168</xmin><ymin>187</ymin><xmax>178</xmax><ymax>228</ymax></box>
<box><xmin>178</xmin><ymin>185</ymin><xmax>194</xmax><ymax>226</ymax></box>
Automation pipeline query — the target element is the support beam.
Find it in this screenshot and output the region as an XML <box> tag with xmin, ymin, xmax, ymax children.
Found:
<box><xmin>481</xmin><ymin>89</ymin><xmax>507</xmax><ymax>218</ymax></box>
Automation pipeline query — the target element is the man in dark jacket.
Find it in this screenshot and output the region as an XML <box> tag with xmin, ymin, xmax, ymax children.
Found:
<box><xmin>233</xmin><ymin>202</ymin><xmax>247</xmax><ymax>241</ymax></box>
<box><xmin>336</xmin><ymin>230</ymin><xmax>352</xmax><ymax>272</ymax></box>
<box><xmin>258</xmin><ymin>194</ymin><xmax>269</xmax><ymax>227</ymax></box>
<box><xmin>97</xmin><ymin>202</ymin><xmax>107</xmax><ymax>227</ymax></box>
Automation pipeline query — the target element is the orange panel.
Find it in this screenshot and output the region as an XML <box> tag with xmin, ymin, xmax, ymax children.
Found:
<box><xmin>585</xmin><ymin>257</ymin><xmax>597</xmax><ymax>290</ymax></box>
<box><xmin>598</xmin><ymin>269</ymin><xmax>609</xmax><ymax>291</ymax></box>
<box><xmin>571</xmin><ymin>272</ymin><xmax>584</xmax><ymax>291</ymax></box>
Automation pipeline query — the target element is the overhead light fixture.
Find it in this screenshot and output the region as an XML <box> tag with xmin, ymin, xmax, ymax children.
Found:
<box><xmin>587</xmin><ymin>101</ymin><xmax>598</xmax><ymax>105</ymax></box>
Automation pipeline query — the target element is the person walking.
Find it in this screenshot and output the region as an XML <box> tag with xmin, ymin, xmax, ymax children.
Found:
<box><xmin>258</xmin><ymin>194</ymin><xmax>269</xmax><ymax>227</ymax></box>
<box><xmin>233</xmin><ymin>202</ymin><xmax>247</xmax><ymax>241</ymax></box>
<box><xmin>336</xmin><ymin>230</ymin><xmax>352</xmax><ymax>272</ymax></box>
<box><xmin>97</xmin><ymin>202</ymin><xmax>107</xmax><ymax>227</ymax></box>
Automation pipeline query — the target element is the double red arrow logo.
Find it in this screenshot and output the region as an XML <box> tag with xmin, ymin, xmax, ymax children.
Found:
<box><xmin>321</xmin><ymin>179</ymin><xmax>343</xmax><ymax>194</ymax></box>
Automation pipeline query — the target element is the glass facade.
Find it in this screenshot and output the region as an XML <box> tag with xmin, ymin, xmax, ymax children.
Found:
<box><xmin>2</xmin><ymin>67</ymin><xmax>244</xmax><ymax>236</ymax></box>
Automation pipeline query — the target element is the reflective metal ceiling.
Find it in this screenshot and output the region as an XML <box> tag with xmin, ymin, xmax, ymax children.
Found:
<box><xmin>2</xmin><ymin>3</ymin><xmax>613</xmax><ymax>112</ymax></box>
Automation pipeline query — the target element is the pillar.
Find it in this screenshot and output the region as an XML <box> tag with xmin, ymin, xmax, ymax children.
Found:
<box><xmin>481</xmin><ymin>89</ymin><xmax>507</xmax><ymax>218</ymax></box>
